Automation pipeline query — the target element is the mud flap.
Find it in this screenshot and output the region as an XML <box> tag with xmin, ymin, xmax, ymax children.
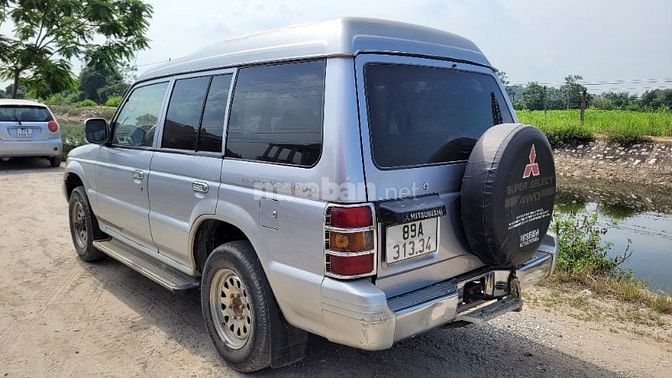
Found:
<box><xmin>270</xmin><ymin>312</ymin><xmax>308</xmax><ymax>368</ymax></box>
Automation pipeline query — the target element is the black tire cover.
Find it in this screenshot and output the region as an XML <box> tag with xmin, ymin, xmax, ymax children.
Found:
<box><xmin>461</xmin><ymin>124</ymin><xmax>556</xmax><ymax>267</ymax></box>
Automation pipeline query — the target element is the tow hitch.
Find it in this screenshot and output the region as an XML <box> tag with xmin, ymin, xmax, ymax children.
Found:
<box><xmin>455</xmin><ymin>271</ymin><xmax>523</xmax><ymax>324</ymax></box>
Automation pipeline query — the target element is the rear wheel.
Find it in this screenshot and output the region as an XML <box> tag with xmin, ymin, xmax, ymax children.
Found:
<box><xmin>49</xmin><ymin>156</ymin><xmax>61</xmax><ymax>168</ymax></box>
<box><xmin>68</xmin><ymin>187</ymin><xmax>105</xmax><ymax>262</ymax></box>
<box><xmin>201</xmin><ymin>241</ymin><xmax>278</xmax><ymax>372</ymax></box>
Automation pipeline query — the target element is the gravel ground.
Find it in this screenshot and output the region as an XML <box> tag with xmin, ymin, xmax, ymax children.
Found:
<box><xmin>1</xmin><ymin>158</ymin><xmax>671</xmax><ymax>377</ymax></box>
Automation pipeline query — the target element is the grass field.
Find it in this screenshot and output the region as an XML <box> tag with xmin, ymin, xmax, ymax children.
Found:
<box><xmin>517</xmin><ymin>109</ymin><xmax>672</xmax><ymax>145</ymax></box>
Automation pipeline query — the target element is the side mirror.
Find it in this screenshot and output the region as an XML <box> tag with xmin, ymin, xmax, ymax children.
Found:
<box><xmin>85</xmin><ymin>118</ymin><xmax>109</xmax><ymax>144</ymax></box>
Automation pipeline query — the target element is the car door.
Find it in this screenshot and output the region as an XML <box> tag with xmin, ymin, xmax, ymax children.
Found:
<box><xmin>95</xmin><ymin>80</ymin><xmax>170</xmax><ymax>250</ymax></box>
<box><xmin>148</xmin><ymin>72</ymin><xmax>234</xmax><ymax>266</ymax></box>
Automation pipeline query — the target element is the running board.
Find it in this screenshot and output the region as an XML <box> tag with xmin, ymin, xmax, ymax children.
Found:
<box><xmin>456</xmin><ymin>296</ymin><xmax>523</xmax><ymax>323</ymax></box>
<box><xmin>93</xmin><ymin>239</ymin><xmax>199</xmax><ymax>291</ymax></box>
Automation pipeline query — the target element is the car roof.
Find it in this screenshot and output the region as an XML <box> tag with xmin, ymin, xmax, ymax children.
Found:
<box><xmin>137</xmin><ymin>17</ymin><xmax>491</xmax><ymax>82</ymax></box>
<box><xmin>0</xmin><ymin>99</ymin><xmax>48</xmax><ymax>107</ymax></box>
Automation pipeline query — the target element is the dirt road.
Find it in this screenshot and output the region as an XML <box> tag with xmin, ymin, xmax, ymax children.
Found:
<box><xmin>1</xmin><ymin>158</ymin><xmax>671</xmax><ymax>377</ymax></box>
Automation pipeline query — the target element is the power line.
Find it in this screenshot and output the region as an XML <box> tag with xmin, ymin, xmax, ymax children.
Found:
<box><xmin>510</xmin><ymin>78</ymin><xmax>672</xmax><ymax>88</ymax></box>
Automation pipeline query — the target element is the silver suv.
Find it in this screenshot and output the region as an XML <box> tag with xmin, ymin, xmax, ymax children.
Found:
<box><xmin>1</xmin><ymin>99</ymin><xmax>62</xmax><ymax>167</ymax></box>
<box><xmin>64</xmin><ymin>18</ymin><xmax>558</xmax><ymax>372</ymax></box>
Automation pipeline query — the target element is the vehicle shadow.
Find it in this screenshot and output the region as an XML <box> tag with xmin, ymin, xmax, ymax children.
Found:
<box><xmin>84</xmin><ymin>259</ymin><xmax>618</xmax><ymax>377</ymax></box>
<box><xmin>0</xmin><ymin>157</ymin><xmax>61</xmax><ymax>173</ymax></box>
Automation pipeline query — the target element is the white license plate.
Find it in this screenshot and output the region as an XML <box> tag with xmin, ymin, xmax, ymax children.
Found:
<box><xmin>385</xmin><ymin>218</ymin><xmax>438</xmax><ymax>264</ymax></box>
<box><xmin>17</xmin><ymin>128</ymin><xmax>33</xmax><ymax>138</ymax></box>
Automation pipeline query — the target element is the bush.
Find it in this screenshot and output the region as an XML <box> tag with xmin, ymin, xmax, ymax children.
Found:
<box><xmin>75</xmin><ymin>99</ymin><xmax>98</xmax><ymax>108</ymax></box>
<box><xmin>552</xmin><ymin>212</ymin><xmax>631</xmax><ymax>277</ymax></box>
<box><xmin>105</xmin><ymin>95</ymin><xmax>122</xmax><ymax>107</ymax></box>
<box><xmin>605</xmin><ymin>130</ymin><xmax>652</xmax><ymax>145</ymax></box>
<box><xmin>43</xmin><ymin>91</ymin><xmax>79</xmax><ymax>105</ymax></box>
<box><xmin>542</xmin><ymin>126</ymin><xmax>593</xmax><ymax>147</ymax></box>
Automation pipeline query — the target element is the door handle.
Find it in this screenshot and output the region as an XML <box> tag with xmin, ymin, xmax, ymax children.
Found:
<box><xmin>192</xmin><ymin>181</ymin><xmax>209</xmax><ymax>194</ymax></box>
<box><xmin>132</xmin><ymin>169</ymin><xmax>144</xmax><ymax>180</ymax></box>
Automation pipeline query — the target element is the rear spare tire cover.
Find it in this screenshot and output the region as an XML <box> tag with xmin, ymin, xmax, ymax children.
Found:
<box><xmin>461</xmin><ymin>124</ymin><xmax>556</xmax><ymax>267</ymax></box>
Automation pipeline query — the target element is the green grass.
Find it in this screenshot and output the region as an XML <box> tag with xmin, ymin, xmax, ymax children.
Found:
<box><xmin>58</xmin><ymin>119</ymin><xmax>86</xmax><ymax>159</ymax></box>
<box><xmin>550</xmin><ymin>211</ymin><xmax>672</xmax><ymax>315</ymax></box>
<box><xmin>517</xmin><ymin>109</ymin><xmax>672</xmax><ymax>145</ymax></box>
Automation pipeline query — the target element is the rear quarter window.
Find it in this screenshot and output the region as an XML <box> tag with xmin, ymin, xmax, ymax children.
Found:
<box><xmin>364</xmin><ymin>64</ymin><xmax>513</xmax><ymax>168</ymax></box>
<box><xmin>225</xmin><ymin>60</ymin><xmax>326</xmax><ymax>167</ymax></box>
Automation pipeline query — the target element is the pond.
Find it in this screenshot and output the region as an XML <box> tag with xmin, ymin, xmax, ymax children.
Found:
<box><xmin>555</xmin><ymin>184</ymin><xmax>672</xmax><ymax>294</ymax></box>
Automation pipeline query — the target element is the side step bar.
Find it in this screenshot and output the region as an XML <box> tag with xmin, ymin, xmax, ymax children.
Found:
<box><xmin>93</xmin><ymin>239</ymin><xmax>200</xmax><ymax>291</ymax></box>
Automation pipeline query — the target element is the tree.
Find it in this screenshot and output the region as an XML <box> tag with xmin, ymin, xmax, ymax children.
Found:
<box><xmin>640</xmin><ymin>89</ymin><xmax>672</xmax><ymax>111</ymax></box>
<box><xmin>0</xmin><ymin>0</ymin><xmax>153</xmax><ymax>98</ymax></box>
<box><xmin>79</xmin><ymin>64</ymin><xmax>129</xmax><ymax>104</ymax></box>
<box><xmin>4</xmin><ymin>82</ymin><xmax>26</xmax><ymax>99</ymax></box>
<box><xmin>593</xmin><ymin>91</ymin><xmax>639</xmax><ymax>110</ymax></box>
<box><xmin>522</xmin><ymin>82</ymin><xmax>546</xmax><ymax>110</ymax></box>
<box><xmin>559</xmin><ymin>75</ymin><xmax>589</xmax><ymax>109</ymax></box>
<box><xmin>496</xmin><ymin>70</ymin><xmax>510</xmax><ymax>86</ymax></box>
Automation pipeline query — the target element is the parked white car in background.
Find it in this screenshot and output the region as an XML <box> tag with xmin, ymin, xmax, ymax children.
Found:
<box><xmin>0</xmin><ymin>99</ymin><xmax>63</xmax><ymax>167</ymax></box>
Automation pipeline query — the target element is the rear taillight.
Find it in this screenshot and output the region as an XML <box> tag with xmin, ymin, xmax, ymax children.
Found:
<box><xmin>48</xmin><ymin>120</ymin><xmax>59</xmax><ymax>132</ymax></box>
<box><xmin>325</xmin><ymin>204</ymin><xmax>376</xmax><ymax>279</ymax></box>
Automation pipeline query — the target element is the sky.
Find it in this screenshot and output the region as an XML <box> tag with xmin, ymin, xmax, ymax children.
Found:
<box><xmin>3</xmin><ymin>0</ymin><xmax>672</xmax><ymax>93</ymax></box>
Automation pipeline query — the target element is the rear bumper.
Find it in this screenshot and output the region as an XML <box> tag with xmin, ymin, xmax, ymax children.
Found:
<box><xmin>0</xmin><ymin>139</ymin><xmax>62</xmax><ymax>158</ymax></box>
<box><xmin>320</xmin><ymin>234</ymin><xmax>557</xmax><ymax>350</ymax></box>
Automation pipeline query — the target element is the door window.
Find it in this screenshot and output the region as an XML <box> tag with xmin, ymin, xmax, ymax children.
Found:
<box><xmin>112</xmin><ymin>82</ymin><xmax>169</xmax><ymax>147</ymax></box>
<box><xmin>162</xmin><ymin>76</ymin><xmax>210</xmax><ymax>150</ymax></box>
<box><xmin>199</xmin><ymin>75</ymin><xmax>232</xmax><ymax>152</ymax></box>
<box><xmin>162</xmin><ymin>74</ymin><xmax>232</xmax><ymax>152</ymax></box>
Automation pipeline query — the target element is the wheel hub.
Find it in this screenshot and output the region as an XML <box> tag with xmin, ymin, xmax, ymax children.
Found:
<box><xmin>209</xmin><ymin>269</ymin><xmax>253</xmax><ymax>349</ymax></box>
<box><xmin>71</xmin><ymin>201</ymin><xmax>87</xmax><ymax>248</ymax></box>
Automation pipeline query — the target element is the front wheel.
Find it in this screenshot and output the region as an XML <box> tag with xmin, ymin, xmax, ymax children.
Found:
<box><xmin>68</xmin><ymin>187</ymin><xmax>105</xmax><ymax>262</ymax></box>
<box><xmin>201</xmin><ymin>241</ymin><xmax>278</xmax><ymax>372</ymax></box>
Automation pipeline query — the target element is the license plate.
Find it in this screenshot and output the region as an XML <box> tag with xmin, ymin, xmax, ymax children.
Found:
<box><xmin>385</xmin><ymin>218</ymin><xmax>438</xmax><ymax>264</ymax></box>
<box><xmin>17</xmin><ymin>128</ymin><xmax>33</xmax><ymax>138</ymax></box>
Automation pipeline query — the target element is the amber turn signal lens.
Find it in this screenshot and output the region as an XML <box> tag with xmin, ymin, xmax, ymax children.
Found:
<box><xmin>329</xmin><ymin>230</ymin><xmax>373</xmax><ymax>252</ymax></box>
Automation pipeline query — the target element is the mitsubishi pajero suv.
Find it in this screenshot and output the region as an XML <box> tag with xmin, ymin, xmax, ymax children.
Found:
<box><xmin>63</xmin><ymin>18</ymin><xmax>557</xmax><ymax>372</ymax></box>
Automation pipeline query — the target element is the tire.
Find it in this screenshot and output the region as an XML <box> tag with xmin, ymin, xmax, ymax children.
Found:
<box><xmin>461</xmin><ymin>124</ymin><xmax>556</xmax><ymax>266</ymax></box>
<box><xmin>200</xmin><ymin>241</ymin><xmax>279</xmax><ymax>372</ymax></box>
<box><xmin>49</xmin><ymin>156</ymin><xmax>62</xmax><ymax>168</ymax></box>
<box><xmin>68</xmin><ymin>186</ymin><xmax>105</xmax><ymax>262</ymax></box>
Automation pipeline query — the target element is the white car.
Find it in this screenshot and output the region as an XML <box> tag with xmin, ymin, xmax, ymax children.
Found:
<box><xmin>0</xmin><ymin>99</ymin><xmax>63</xmax><ymax>167</ymax></box>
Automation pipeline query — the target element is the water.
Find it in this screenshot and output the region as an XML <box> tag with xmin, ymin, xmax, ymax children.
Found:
<box><xmin>555</xmin><ymin>186</ymin><xmax>672</xmax><ymax>294</ymax></box>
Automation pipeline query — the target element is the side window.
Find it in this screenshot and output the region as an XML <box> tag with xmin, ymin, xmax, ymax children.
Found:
<box><xmin>162</xmin><ymin>76</ymin><xmax>210</xmax><ymax>150</ymax></box>
<box><xmin>199</xmin><ymin>74</ymin><xmax>232</xmax><ymax>152</ymax></box>
<box><xmin>226</xmin><ymin>60</ymin><xmax>326</xmax><ymax>167</ymax></box>
<box><xmin>113</xmin><ymin>82</ymin><xmax>169</xmax><ymax>147</ymax></box>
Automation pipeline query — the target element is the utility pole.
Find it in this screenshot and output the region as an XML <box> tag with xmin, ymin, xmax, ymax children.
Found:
<box><xmin>580</xmin><ymin>88</ymin><xmax>587</xmax><ymax>125</ymax></box>
<box><xmin>543</xmin><ymin>85</ymin><xmax>548</xmax><ymax>122</ymax></box>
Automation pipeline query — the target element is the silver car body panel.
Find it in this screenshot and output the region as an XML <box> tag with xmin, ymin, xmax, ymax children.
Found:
<box><xmin>137</xmin><ymin>18</ymin><xmax>491</xmax><ymax>83</ymax></box>
<box><xmin>64</xmin><ymin>18</ymin><xmax>557</xmax><ymax>350</ymax></box>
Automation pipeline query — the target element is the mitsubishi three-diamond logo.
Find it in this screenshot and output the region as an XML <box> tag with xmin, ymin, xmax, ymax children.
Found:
<box><xmin>522</xmin><ymin>144</ymin><xmax>540</xmax><ymax>179</ymax></box>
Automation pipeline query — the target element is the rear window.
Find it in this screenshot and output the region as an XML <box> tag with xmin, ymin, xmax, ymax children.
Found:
<box><xmin>225</xmin><ymin>60</ymin><xmax>326</xmax><ymax>167</ymax></box>
<box><xmin>364</xmin><ymin>64</ymin><xmax>513</xmax><ymax>168</ymax></box>
<box><xmin>0</xmin><ymin>106</ymin><xmax>52</xmax><ymax>122</ymax></box>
